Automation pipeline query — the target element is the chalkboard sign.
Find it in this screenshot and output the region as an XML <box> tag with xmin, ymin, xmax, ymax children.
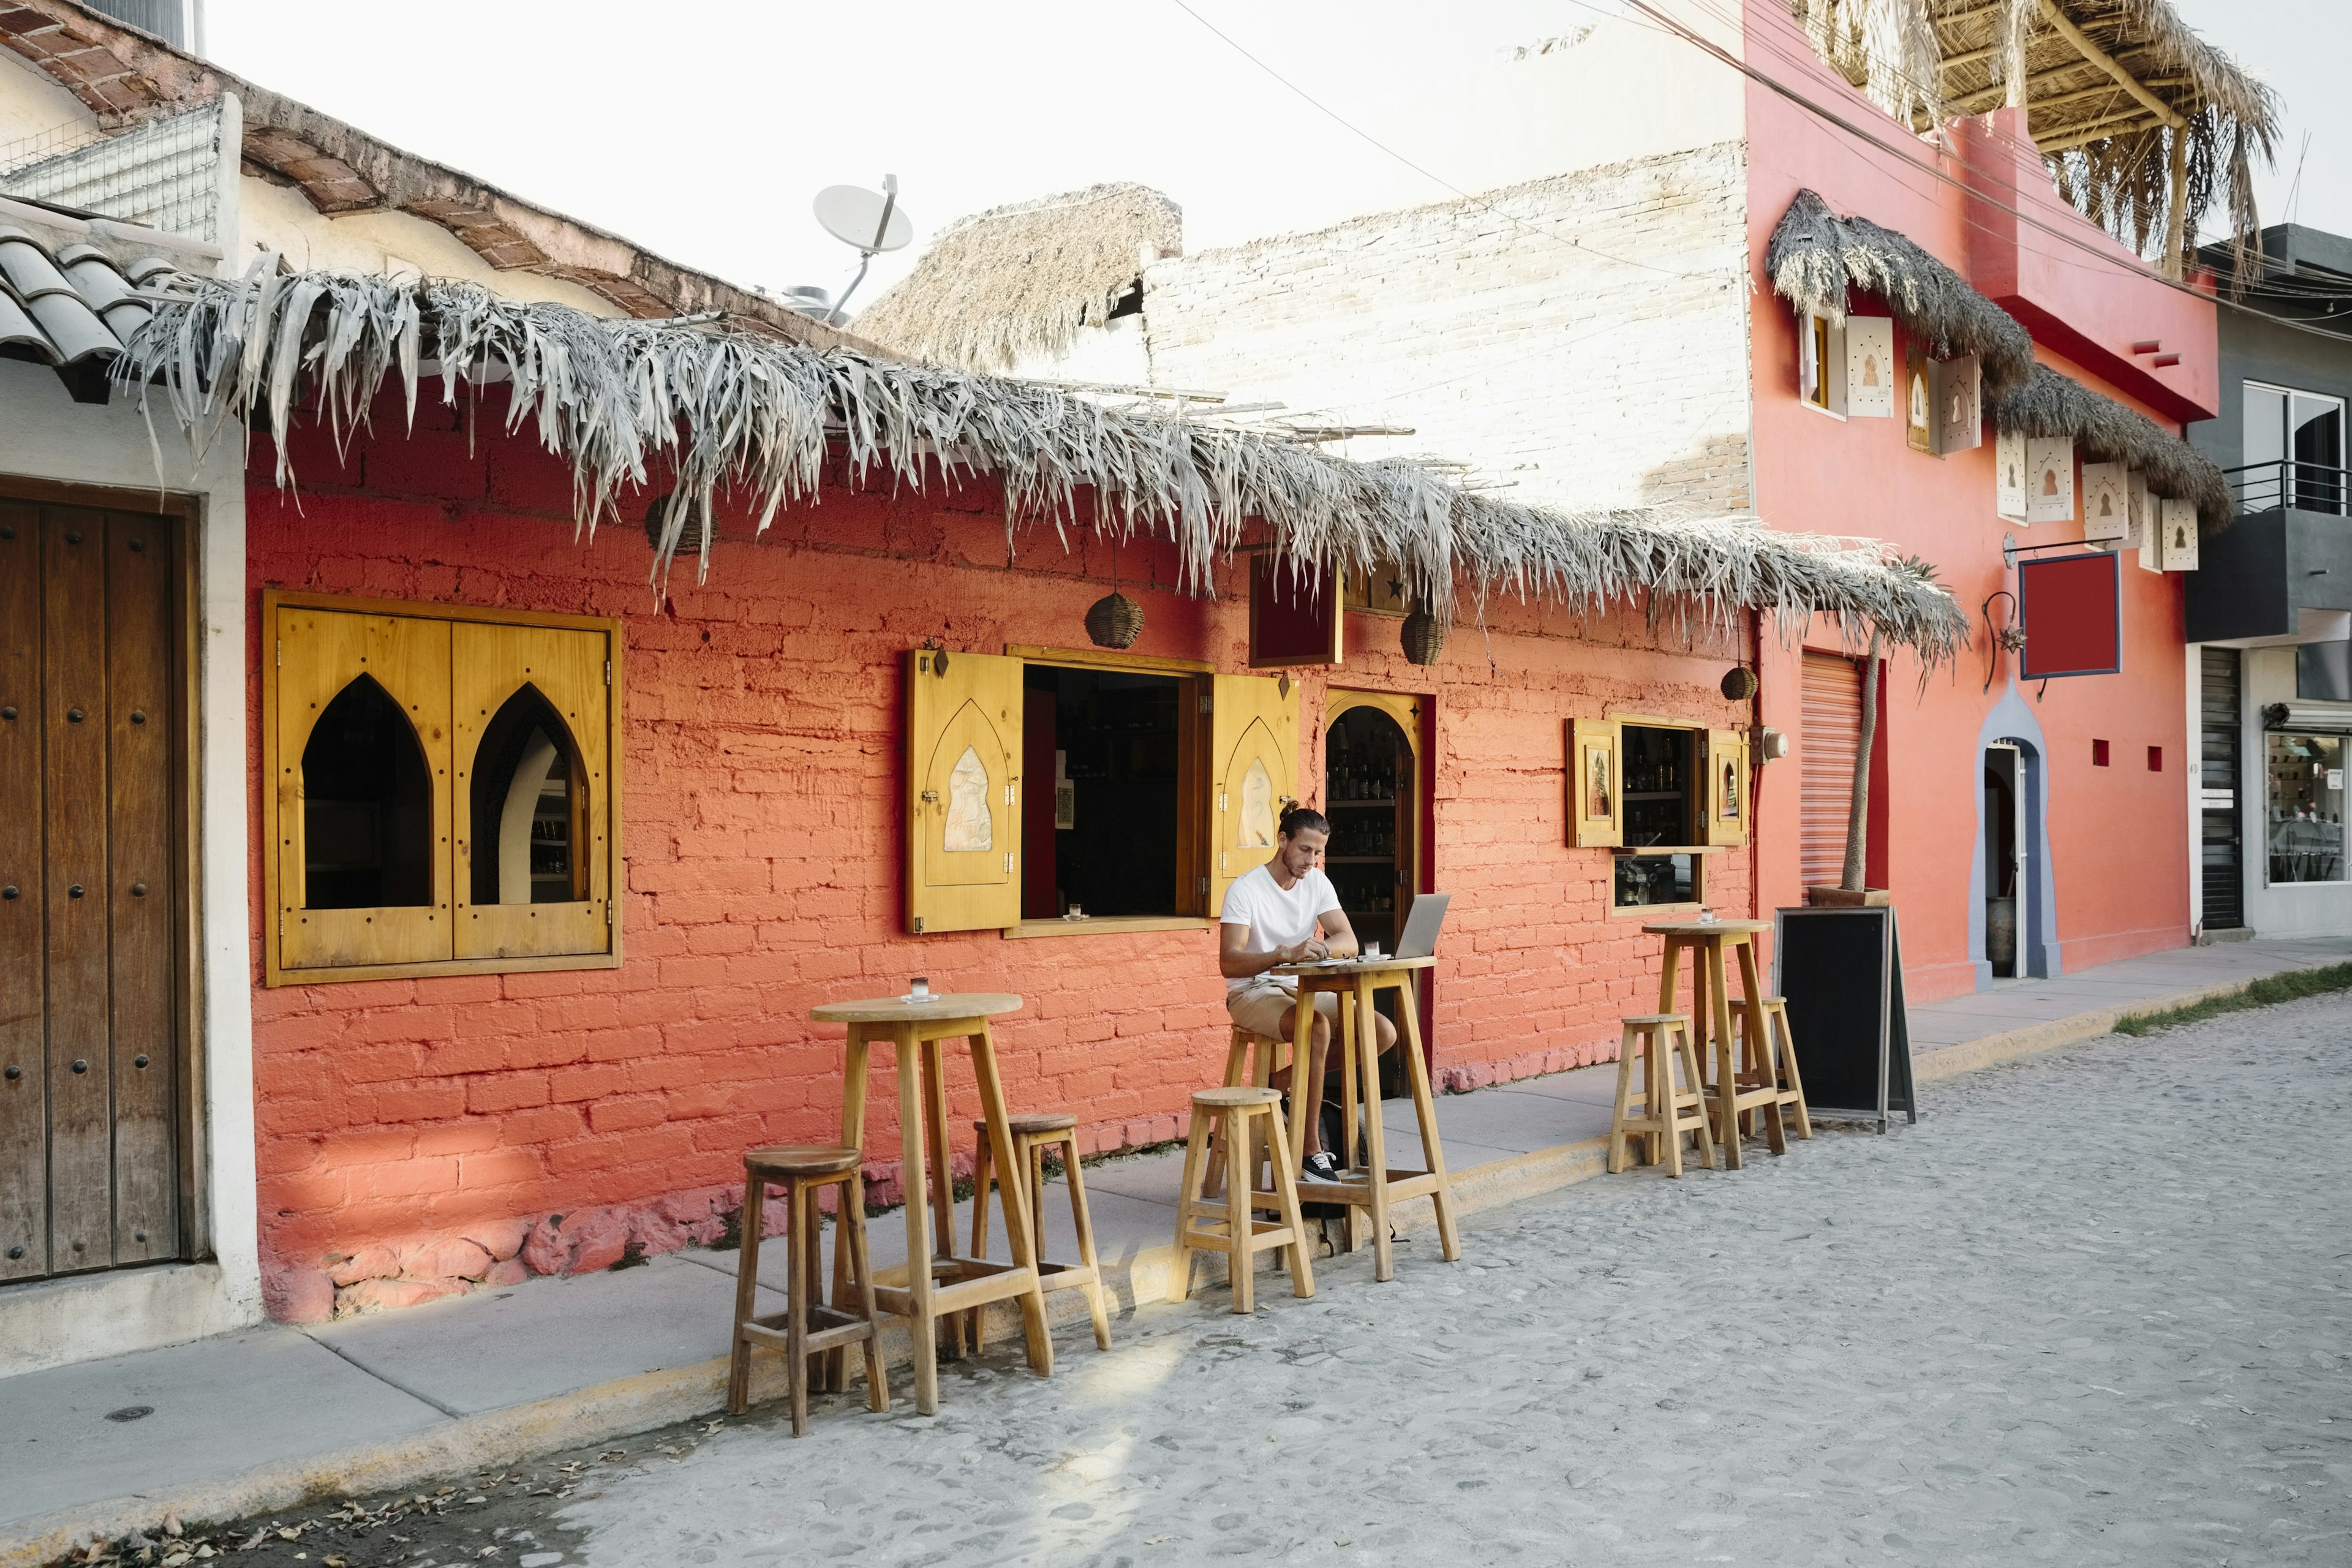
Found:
<box><xmin>1772</xmin><ymin>905</ymin><xmax>1916</xmax><ymax>1132</ymax></box>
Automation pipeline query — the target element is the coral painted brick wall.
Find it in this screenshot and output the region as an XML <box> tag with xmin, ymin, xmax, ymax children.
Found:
<box><xmin>246</xmin><ymin>403</ymin><xmax>1753</xmax><ymax>1318</ymax></box>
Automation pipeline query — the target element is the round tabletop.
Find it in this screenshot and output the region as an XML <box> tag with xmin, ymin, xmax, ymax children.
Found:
<box><xmin>1270</xmin><ymin>954</ymin><xmax>1439</xmax><ymax>976</ymax></box>
<box><xmin>1641</xmin><ymin>919</ymin><xmax>1773</xmax><ymax>937</ymax></box>
<box><xmin>809</xmin><ymin>992</ymin><xmax>1023</xmax><ymax>1024</ymax></box>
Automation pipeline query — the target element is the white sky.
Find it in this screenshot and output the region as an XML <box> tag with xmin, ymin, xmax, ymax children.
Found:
<box><xmin>202</xmin><ymin>0</ymin><xmax>2351</xmax><ymax>306</ymax></box>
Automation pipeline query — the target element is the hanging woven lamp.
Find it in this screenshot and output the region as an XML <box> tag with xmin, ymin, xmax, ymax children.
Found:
<box><xmin>1085</xmin><ymin>589</ymin><xmax>1145</xmax><ymax>649</ymax></box>
<box><xmin>1401</xmin><ymin>608</ymin><xmax>1447</xmax><ymax>666</ymax></box>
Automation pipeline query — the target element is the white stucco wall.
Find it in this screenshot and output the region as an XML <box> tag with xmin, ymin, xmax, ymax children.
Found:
<box><xmin>1140</xmin><ymin>141</ymin><xmax>1756</xmax><ymax>516</ymax></box>
<box><xmin>0</xmin><ymin>354</ymin><xmax>260</xmax><ymax>1374</ymax></box>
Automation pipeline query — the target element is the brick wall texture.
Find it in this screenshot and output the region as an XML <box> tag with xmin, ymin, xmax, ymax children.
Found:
<box><xmin>246</xmin><ymin>402</ymin><xmax>1756</xmax><ymax>1318</ymax></box>
<box><xmin>1141</xmin><ymin>143</ymin><xmax>1754</xmax><ymax>517</ymax></box>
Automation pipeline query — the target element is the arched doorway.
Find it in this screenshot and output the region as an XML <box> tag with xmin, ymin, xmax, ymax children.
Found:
<box><xmin>1322</xmin><ymin>692</ymin><xmax>1428</xmax><ymax>1096</ymax></box>
<box><xmin>1970</xmin><ymin>685</ymin><xmax>2061</xmax><ymax>983</ymax></box>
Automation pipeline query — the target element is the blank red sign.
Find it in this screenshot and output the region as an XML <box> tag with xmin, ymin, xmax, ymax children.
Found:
<box><xmin>2018</xmin><ymin>551</ymin><xmax>2120</xmax><ymax>679</ymax></box>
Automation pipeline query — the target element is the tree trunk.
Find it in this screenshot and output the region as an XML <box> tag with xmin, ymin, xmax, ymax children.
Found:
<box><xmin>1841</xmin><ymin>635</ymin><xmax>1882</xmax><ymax>892</ymax></box>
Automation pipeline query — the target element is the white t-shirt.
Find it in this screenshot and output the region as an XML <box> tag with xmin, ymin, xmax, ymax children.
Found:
<box><xmin>1219</xmin><ymin>863</ymin><xmax>1341</xmax><ymax>993</ymax></box>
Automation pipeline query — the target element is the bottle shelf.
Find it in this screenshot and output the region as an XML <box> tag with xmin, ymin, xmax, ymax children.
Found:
<box><xmin>1327</xmin><ymin>855</ymin><xmax>1393</xmax><ymax>864</ymax></box>
<box><xmin>1327</xmin><ymin>798</ymin><xmax>1397</xmax><ymax>809</ymax></box>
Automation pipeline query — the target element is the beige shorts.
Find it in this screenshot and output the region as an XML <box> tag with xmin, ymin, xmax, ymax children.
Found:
<box><xmin>1225</xmin><ymin>980</ymin><xmax>1338</xmax><ymax>1039</ymax></box>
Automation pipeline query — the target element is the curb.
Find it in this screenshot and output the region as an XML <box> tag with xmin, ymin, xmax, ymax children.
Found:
<box><xmin>0</xmin><ymin>967</ymin><xmax>2292</xmax><ymax>1564</ymax></box>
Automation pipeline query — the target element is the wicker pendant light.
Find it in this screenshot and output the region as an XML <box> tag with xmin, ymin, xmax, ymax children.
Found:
<box><xmin>1085</xmin><ymin>531</ymin><xmax>1145</xmax><ymax>648</ymax></box>
<box><xmin>1085</xmin><ymin>590</ymin><xmax>1145</xmax><ymax>648</ymax></box>
<box><xmin>1401</xmin><ymin>608</ymin><xmax>1447</xmax><ymax>665</ymax></box>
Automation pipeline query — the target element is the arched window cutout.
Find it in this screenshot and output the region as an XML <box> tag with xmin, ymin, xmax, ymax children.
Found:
<box><xmin>302</xmin><ymin>674</ymin><xmax>434</xmax><ymax>909</ymax></box>
<box><xmin>469</xmin><ymin>685</ymin><xmax>587</xmax><ymax>905</ymax></box>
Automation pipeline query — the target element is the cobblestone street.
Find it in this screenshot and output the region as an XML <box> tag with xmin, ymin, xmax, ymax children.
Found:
<box><xmin>138</xmin><ymin>997</ymin><xmax>2352</xmax><ymax>1568</ymax></box>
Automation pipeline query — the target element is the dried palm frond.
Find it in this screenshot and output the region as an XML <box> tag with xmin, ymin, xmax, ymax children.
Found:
<box><xmin>854</xmin><ymin>183</ymin><xmax>1181</xmax><ymax>374</ymax></box>
<box><xmin>1789</xmin><ymin>1</ymin><xmax>2278</xmax><ymax>271</ymax></box>
<box><xmin>115</xmin><ymin>262</ymin><xmax>1970</xmax><ymax>664</ymax></box>
<box><xmin>1796</xmin><ymin>0</ymin><xmax>1948</xmax><ymax>127</ymax></box>
<box><xmin>1766</xmin><ymin>189</ymin><xmax>2037</xmax><ymax>391</ymax></box>
<box><xmin>1991</xmin><ymin>363</ymin><xmax>2231</xmax><ymax>524</ymax></box>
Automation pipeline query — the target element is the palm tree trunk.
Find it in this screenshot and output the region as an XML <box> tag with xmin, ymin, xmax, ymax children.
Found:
<box><xmin>1841</xmin><ymin>635</ymin><xmax>1882</xmax><ymax>892</ymax></box>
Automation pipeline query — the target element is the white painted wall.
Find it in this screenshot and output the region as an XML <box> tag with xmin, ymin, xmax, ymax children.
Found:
<box><xmin>1140</xmin><ymin>141</ymin><xmax>1756</xmax><ymax>516</ymax></box>
<box><xmin>0</xmin><ymin>349</ymin><xmax>260</xmax><ymax>1375</ymax></box>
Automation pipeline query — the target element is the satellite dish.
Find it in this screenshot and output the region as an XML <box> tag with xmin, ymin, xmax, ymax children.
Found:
<box><xmin>815</xmin><ymin>182</ymin><xmax>913</xmax><ymax>254</ymax></box>
<box><xmin>812</xmin><ymin>175</ymin><xmax>911</xmax><ymax>325</ymax></box>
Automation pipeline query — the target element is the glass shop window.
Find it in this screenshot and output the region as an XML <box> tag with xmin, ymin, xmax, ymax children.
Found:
<box><xmin>302</xmin><ymin>675</ymin><xmax>434</xmax><ymax>909</ymax></box>
<box><xmin>1022</xmin><ymin>665</ymin><xmax>1185</xmax><ymax>919</ymax></box>
<box><xmin>1613</xmin><ymin>723</ymin><xmax>1702</xmax><ymax>910</ymax></box>
<box><xmin>2266</xmin><ymin>732</ymin><xmax>2346</xmax><ymax>886</ymax></box>
<box><xmin>469</xmin><ymin>687</ymin><xmax>587</xmax><ymax>905</ymax></box>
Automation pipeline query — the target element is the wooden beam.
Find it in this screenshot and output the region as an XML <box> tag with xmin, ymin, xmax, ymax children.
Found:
<box><xmin>1947</xmin><ymin>45</ymin><xmax>2152</xmax><ymax>115</ymax></box>
<box><xmin>2162</xmin><ymin>126</ymin><xmax>2190</xmax><ymax>278</ymax></box>
<box><xmin>2039</xmin><ymin>0</ymin><xmax>2184</xmax><ymax>129</ymax></box>
<box><xmin>2037</xmin><ymin>113</ymin><xmax>2162</xmax><ymax>154</ymax></box>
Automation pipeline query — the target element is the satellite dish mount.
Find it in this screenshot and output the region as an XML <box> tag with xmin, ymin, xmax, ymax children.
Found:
<box><xmin>814</xmin><ymin>175</ymin><xmax>912</xmax><ymax>324</ymax></box>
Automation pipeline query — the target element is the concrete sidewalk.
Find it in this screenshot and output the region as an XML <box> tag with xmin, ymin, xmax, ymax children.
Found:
<box><xmin>5</xmin><ymin>934</ymin><xmax>2344</xmax><ymax>1565</ymax></box>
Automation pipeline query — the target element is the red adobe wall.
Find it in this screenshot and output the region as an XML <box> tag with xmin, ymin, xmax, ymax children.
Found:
<box><xmin>1742</xmin><ymin>1</ymin><xmax>2198</xmax><ymax>1000</ymax></box>
<box><xmin>247</xmin><ymin>402</ymin><xmax>1756</xmax><ymax>1320</ymax></box>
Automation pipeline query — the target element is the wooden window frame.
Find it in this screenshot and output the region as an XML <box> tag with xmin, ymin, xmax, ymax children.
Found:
<box><xmin>262</xmin><ymin>589</ymin><xmax>624</xmax><ymax>987</ymax></box>
<box><xmin>1594</xmin><ymin>711</ymin><xmax>1740</xmax><ymax>916</ymax></box>
<box><xmin>997</xmin><ymin>644</ymin><xmax>1220</xmax><ymax>940</ymax></box>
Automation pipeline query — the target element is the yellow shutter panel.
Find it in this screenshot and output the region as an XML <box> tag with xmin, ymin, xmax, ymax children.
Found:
<box><xmin>451</xmin><ymin>620</ymin><xmax>616</xmax><ymax>960</ymax></box>
<box><xmin>1208</xmin><ymin>673</ymin><xmax>1300</xmax><ymax>915</ymax></box>
<box><xmin>907</xmin><ymin>648</ymin><xmax>1023</xmax><ymax>934</ymax></box>
<box><xmin>274</xmin><ymin>606</ymin><xmax>454</xmax><ymax>971</ymax></box>
<box><xmin>1567</xmin><ymin>717</ymin><xmax>1622</xmax><ymax>849</ymax></box>
<box><xmin>1705</xmin><ymin>727</ymin><xmax>1750</xmax><ymax>848</ymax></box>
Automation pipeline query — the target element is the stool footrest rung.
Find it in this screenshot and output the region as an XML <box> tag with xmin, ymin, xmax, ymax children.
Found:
<box><xmin>739</xmin><ymin>1312</ymin><xmax>876</xmax><ymax>1356</ymax></box>
<box><xmin>1180</xmin><ymin>1216</ymin><xmax>1302</xmax><ymax>1254</ymax></box>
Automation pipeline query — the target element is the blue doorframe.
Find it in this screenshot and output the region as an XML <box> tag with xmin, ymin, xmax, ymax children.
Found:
<box><xmin>1968</xmin><ymin>682</ymin><xmax>2062</xmax><ymax>985</ymax></box>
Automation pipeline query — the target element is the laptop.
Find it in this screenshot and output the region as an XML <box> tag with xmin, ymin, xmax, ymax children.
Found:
<box><xmin>1298</xmin><ymin>891</ymin><xmax>1450</xmax><ymax>965</ymax></box>
<box><xmin>1390</xmin><ymin>891</ymin><xmax>1451</xmax><ymax>959</ymax></box>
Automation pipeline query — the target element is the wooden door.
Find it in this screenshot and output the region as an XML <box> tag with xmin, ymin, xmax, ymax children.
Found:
<box><xmin>905</xmin><ymin>648</ymin><xmax>1023</xmax><ymax>933</ymax></box>
<box><xmin>1208</xmin><ymin>673</ymin><xmax>1298</xmax><ymax>913</ymax></box>
<box><xmin>0</xmin><ymin>500</ymin><xmax>183</xmax><ymax>1283</ymax></box>
<box><xmin>452</xmin><ymin>621</ymin><xmax>613</xmax><ymax>960</ymax></box>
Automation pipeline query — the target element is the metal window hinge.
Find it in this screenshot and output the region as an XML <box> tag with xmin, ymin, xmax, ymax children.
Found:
<box><xmin>1218</xmin><ymin>791</ymin><xmax>1228</xmax><ymax>812</ymax></box>
<box><xmin>1005</xmin><ymin>852</ymin><xmax>1014</xmax><ymax>874</ymax></box>
<box><xmin>1005</xmin><ymin>783</ymin><xmax>1016</xmax><ymax>807</ymax></box>
<box><xmin>1198</xmin><ymin>692</ymin><xmax>1214</xmax><ymax>715</ymax></box>
<box><xmin>1219</xmin><ymin>851</ymin><xmax>1229</xmax><ymax>872</ymax></box>
<box><xmin>277</xmin><ymin>910</ymin><xmax>285</xmax><ymax>937</ymax></box>
<box><xmin>604</xmin><ymin>660</ymin><xmax>611</xmax><ymax>686</ymax></box>
<box><xmin>1197</xmin><ymin>876</ymin><xmax>1210</xmax><ymax>899</ymax></box>
<box><xmin>275</xmin><ymin>639</ymin><xmax>281</xmax><ymax>668</ymax></box>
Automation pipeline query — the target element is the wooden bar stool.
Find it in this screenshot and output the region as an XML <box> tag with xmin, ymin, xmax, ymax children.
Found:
<box><xmin>1607</xmin><ymin>1014</ymin><xmax>1715</xmax><ymax>1177</ymax></box>
<box><xmin>966</xmin><ymin>1112</ymin><xmax>1113</xmax><ymax>1352</ymax></box>
<box><xmin>1729</xmin><ymin>995</ymin><xmax>1812</xmax><ymax>1143</ymax></box>
<box><xmin>726</xmin><ymin>1145</ymin><xmax>888</xmax><ymax>1436</ymax></box>
<box><xmin>1169</xmin><ymin>1087</ymin><xmax>1316</xmax><ymax>1314</ymax></box>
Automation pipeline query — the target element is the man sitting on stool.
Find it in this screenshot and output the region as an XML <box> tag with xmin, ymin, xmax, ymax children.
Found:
<box><xmin>1219</xmin><ymin>805</ymin><xmax>1398</xmax><ymax>1184</ymax></box>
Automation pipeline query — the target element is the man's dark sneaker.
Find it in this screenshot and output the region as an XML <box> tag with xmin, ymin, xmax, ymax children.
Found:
<box><xmin>1300</xmin><ymin>1150</ymin><xmax>1344</xmax><ymax>1184</ymax></box>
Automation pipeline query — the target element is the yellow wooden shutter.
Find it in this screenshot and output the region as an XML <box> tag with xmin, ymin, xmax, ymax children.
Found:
<box><xmin>1567</xmin><ymin>717</ymin><xmax>1622</xmax><ymax>849</ymax></box>
<box><xmin>1705</xmin><ymin>727</ymin><xmax>1750</xmax><ymax>848</ymax></box>
<box><xmin>1208</xmin><ymin>673</ymin><xmax>1300</xmax><ymax>914</ymax></box>
<box><xmin>907</xmin><ymin>648</ymin><xmax>1023</xmax><ymax>934</ymax></box>
<box><xmin>452</xmin><ymin>621</ymin><xmax>615</xmax><ymax>960</ymax></box>
<box><xmin>274</xmin><ymin>606</ymin><xmax>454</xmax><ymax>972</ymax></box>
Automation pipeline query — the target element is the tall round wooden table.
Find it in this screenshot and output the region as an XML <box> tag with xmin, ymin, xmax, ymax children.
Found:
<box><xmin>1265</xmin><ymin>955</ymin><xmax>1460</xmax><ymax>1281</ymax></box>
<box><xmin>1642</xmin><ymin>919</ymin><xmax>1787</xmax><ymax>1169</ymax></box>
<box><xmin>808</xmin><ymin>992</ymin><xmax>1051</xmax><ymax>1415</ymax></box>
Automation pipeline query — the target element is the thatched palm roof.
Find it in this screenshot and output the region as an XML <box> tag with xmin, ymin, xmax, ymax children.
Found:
<box><xmin>1766</xmin><ymin>189</ymin><xmax>2038</xmax><ymax>392</ymax></box>
<box><xmin>1791</xmin><ymin>1</ymin><xmax>2278</xmax><ymax>274</ymax></box>
<box><xmin>115</xmin><ymin>263</ymin><xmax>1968</xmax><ymax>663</ymax></box>
<box><xmin>852</xmin><ymin>183</ymin><xmax>1182</xmax><ymax>374</ymax></box>
<box><xmin>1990</xmin><ymin>363</ymin><xmax>2231</xmax><ymax>524</ymax></box>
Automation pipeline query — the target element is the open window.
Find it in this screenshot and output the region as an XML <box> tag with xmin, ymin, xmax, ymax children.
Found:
<box><xmin>453</xmin><ymin>621</ymin><xmax>613</xmax><ymax>960</ymax></box>
<box><xmin>266</xmin><ymin>594</ymin><xmax>620</xmax><ymax>984</ymax></box>
<box><xmin>1798</xmin><ymin>309</ymin><xmax>1849</xmax><ymax>417</ymax></box>
<box><xmin>1571</xmin><ymin>714</ymin><xmax>1729</xmax><ymax>911</ymax></box>
<box><xmin>904</xmin><ymin>646</ymin><xmax>1295</xmax><ymax>937</ymax></box>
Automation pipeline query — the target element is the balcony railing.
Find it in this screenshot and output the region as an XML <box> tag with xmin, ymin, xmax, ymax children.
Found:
<box><xmin>2228</xmin><ymin>458</ymin><xmax>2349</xmax><ymax>516</ymax></box>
